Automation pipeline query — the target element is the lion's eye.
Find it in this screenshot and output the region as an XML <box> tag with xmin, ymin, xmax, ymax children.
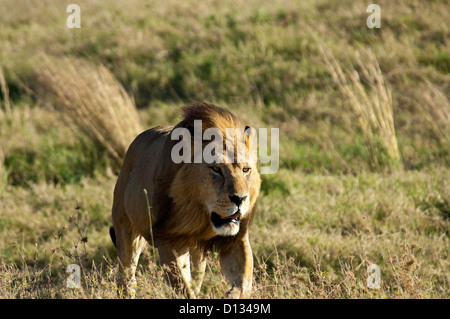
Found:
<box><xmin>243</xmin><ymin>167</ymin><xmax>251</xmax><ymax>173</ymax></box>
<box><xmin>210</xmin><ymin>166</ymin><xmax>221</xmax><ymax>174</ymax></box>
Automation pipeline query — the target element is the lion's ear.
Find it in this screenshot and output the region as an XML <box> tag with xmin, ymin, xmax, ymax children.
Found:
<box><xmin>244</xmin><ymin>126</ymin><xmax>258</xmax><ymax>163</ymax></box>
<box><xmin>244</xmin><ymin>126</ymin><xmax>256</xmax><ymax>139</ymax></box>
<box><xmin>244</xmin><ymin>125</ymin><xmax>257</xmax><ymax>151</ymax></box>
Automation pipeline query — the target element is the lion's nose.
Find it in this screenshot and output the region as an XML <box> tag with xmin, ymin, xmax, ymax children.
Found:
<box><xmin>229</xmin><ymin>195</ymin><xmax>247</xmax><ymax>207</ymax></box>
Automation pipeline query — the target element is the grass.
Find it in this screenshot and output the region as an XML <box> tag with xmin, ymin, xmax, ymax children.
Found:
<box><xmin>0</xmin><ymin>0</ymin><xmax>449</xmax><ymax>299</ymax></box>
<box><xmin>0</xmin><ymin>169</ymin><xmax>448</xmax><ymax>298</ymax></box>
<box><xmin>321</xmin><ymin>47</ymin><xmax>401</xmax><ymax>170</ymax></box>
<box><xmin>32</xmin><ymin>55</ymin><xmax>142</xmax><ymax>168</ymax></box>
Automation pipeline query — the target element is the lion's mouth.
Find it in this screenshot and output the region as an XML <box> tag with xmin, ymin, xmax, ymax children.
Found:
<box><xmin>211</xmin><ymin>211</ymin><xmax>241</xmax><ymax>228</ymax></box>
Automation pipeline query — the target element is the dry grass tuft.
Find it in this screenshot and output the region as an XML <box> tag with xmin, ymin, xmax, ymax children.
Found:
<box><xmin>0</xmin><ymin>67</ymin><xmax>10</xmax><ymax>180</ymax></box>
<box><xmin>0</xmin><ymin>67</ymin><xmax>12</xmax><ymax>119</ymax></box>
<box><xmin>321</xmin><ymin>48</ymin><xmax>401</xmax><ymax>169</ymax></box>
<box><xmin>33</xmin><ymin>55</ymin><xmax>142</xmax><ymax>167</ymax></box>
<box><xmin>417</xmin><ymin>80</ymin><xmax>450</xmax><ymax>149</ymax></box>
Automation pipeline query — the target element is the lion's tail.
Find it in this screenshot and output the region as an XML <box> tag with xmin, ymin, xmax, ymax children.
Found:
<box><xmin>109</xmin><ymin>226</ymin><xmax>117</xmax><ymax>248</ymax></box>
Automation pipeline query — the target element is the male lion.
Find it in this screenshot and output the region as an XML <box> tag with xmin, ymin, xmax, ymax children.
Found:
<box><xmin>110</xmin><ymin>103</ymin><xmax>261</xmax><ymax>298</ymax></box>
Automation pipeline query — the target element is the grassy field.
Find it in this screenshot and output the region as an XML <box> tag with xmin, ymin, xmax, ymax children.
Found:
<box><xmin>0</xmin><ymin>0</ymin><xmax>449</xmax><ymax>298</ymax></box>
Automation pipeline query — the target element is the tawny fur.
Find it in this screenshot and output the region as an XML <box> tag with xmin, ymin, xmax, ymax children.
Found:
<box><xmin>111</xmin><ymin>103</ymin><xmax>261</xmax><ymax>298</ymax></box>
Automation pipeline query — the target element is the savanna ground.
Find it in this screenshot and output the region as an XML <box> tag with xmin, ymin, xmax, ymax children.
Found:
<box><xmin>0</xmin><ymin>0</ymin><xmax>449</xmax><ymax>299</ymax></box>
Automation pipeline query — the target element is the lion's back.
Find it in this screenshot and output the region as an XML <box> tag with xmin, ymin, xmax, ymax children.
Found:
<box><xmin>129</xmin><ymin>126</ymin><xmax>173</xmax><ymax>165</ymax></box>
<box><xmin>112</xmin><ymin>125</ymin><xmax>173</xmax><ymax>237</ymax></box>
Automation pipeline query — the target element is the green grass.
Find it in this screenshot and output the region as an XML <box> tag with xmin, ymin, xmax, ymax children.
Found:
<box><xmin>0</xmin><ymin>0</ymin><xmax>449</xmax><ymax>298</ymax></box>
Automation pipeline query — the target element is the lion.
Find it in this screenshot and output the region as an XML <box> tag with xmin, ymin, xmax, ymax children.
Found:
<box><xmin>110</xmin><ymin>103</ymin><xmax>261</xmax><ymax>298</ymax></box>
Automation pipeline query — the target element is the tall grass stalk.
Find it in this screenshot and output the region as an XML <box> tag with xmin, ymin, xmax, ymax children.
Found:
<box><xmin>417</xmin><ymin>80</ymin><xmax>450</xmax><ymax>149</ymax></box>
<box><xmin>33</xmin><ymin>55</ymin><xmax>142</xmax><ymax>168</ymax></box>
<box><xmin>0</xmin><ymin>67</ymin><xmax>12</xmax><ymax>118</ymax></box>
<box><xmin>143</xmin><ymin>189</ymin><xmax>157</xmax><ymax>268</ymax></box>
<box><xmin>321</xmin><ymin>47</ymin><xmax>401</xmax><ymax>170</ymax></box>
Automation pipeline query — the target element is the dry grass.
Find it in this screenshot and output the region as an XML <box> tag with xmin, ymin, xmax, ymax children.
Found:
<box><xmin>0</xmin><ymin>168</ymin><xmax>448</xmax><ymax>299</ymax></box>
<box><xmin>33</xmin><ymin>55</ymin><xmax>142</xmax><ymax>167</ymax></box>
<box><xmin>0</xmin><ymin>67</ymin><xmax>12</xmax><ymax>119</ymax></box>
<box><xmin>417</xmin><ymin>80</ymin><xmax>450</xmax><ymax>149</ymax></box>
<box><xmin>0</xmin><ymin>67</ymin><xmax>9</xmax><ymax>180</ymax></box>
<box><xmin>321</xmin><ymin>48</ymin><xmax>401</xmax><ymax>170</ymax></box>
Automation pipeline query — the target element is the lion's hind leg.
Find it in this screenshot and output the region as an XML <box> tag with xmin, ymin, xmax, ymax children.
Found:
<box><xmin>114</xmin><ymin>224</ymin><xmax>147</xmax><ymax>298</ymax></box>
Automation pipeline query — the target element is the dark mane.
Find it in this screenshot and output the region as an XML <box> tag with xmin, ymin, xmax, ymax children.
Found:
<box><xmin>179</xmin><ymin>102</ymin><xmax>243</xmax><ymax>133</ymax></box>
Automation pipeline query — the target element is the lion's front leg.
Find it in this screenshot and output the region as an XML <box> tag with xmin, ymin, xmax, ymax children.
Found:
<box><xmin>158</xmin><ymin>244</ymin><xmax>195</xmax><ymax>298</ymax></box>
<box><xmin>219</xmin><ymin>233</ymin><xmax>253</xmax><ymax>299</ymax></box>
<box><xmin>190</xmin><ymin>246</ymin><xmax>207</xmax><ymax>295</ymax></box>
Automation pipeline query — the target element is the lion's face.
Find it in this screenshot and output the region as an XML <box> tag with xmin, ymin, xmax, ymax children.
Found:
<box><xmin>199</xmin><ymin>161</ymin><xmax>255</xmax><ymax>236</ymax></box>
<box><xmin>168</xmin><ymin>114</ymin><xmax>260</xmax><ymax>239</ymax></box>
